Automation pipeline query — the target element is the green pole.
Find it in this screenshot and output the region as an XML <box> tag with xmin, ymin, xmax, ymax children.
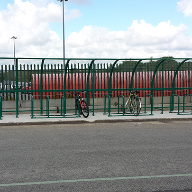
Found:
<box><xmin>108</xmin><ymin>60</ymin><xmax>119</xmax><ymax>115</ymax></box>
<box><xmin>86</xmin><ymin>60</ymin><xmax>95</xmax><ymax>114</ymax></box>
<box><xmin>118</xmin><ymin>95</ymin><xmax>124</xmax><ymax>115</ymax></box>
<box><xmin>161</xmin><ymin>62</ymin><xmax>164</xmax><ymax>114</ymax></box>
<box><xmin>46</xmin><ymin>96</ymin><xmax>50</xmax><ymax>117</ymax></box>
<box><xmin>92</xmin><ymin>91</ymin><xmax>95</xmax><ymax>116</ymax></box>
<box><xmin>31</xmin><ymin>96</ymin><xmax>34</xmax><ymax>118</ymax></box>
<box><xmin>130</xmin><ymin>60</ymin><xmax>142</xmax><ymax>90</ymax></box>
<box><xmin>104</xmin><ymin>95</ymin><xmax>107</xmax><ymax>115</ymax></box>
<box><xmin>40</xmin><ymin>59</ymin><xmax>45</xmax><ymax>115</ymax></box>
<box><xmin>151</xmin><ymin>59</ymin><xmax>166</xmax><ymax>112</ymax></box>
<box><xmin>144</xmin><ymin>95</ymin><xmax>147</xmax><ymax>113</ymax></box>
<box><xmin>92</xmin><ymin>62</ymin><xmax>95</xmax><ymax>116</ymax></box>
<box><xmin>16</xmin><ymin>58</ymin><xmax>19</xmax><ymax>118</ymax></box>
<box><xmin>178</xmin><ymin>95</ymin><xmax>180</xmax><ymax>115</ymax></box>
<box><xmin>0</xmin><ymin>96</ymin><xmax>1</xmax><ymax>119</ymax></box>
<box><xmin>63</xmin><ymin>60</ymin><xmax>70</xmax><ymax>115</ymax></box>
<box><xmin>171</xmin><ymin>59</ymin><xmax>188</xmax><ymax>112</ymax></box>
<box><xmin>1</xmin><ymin>65</ymin><xmax>4</xmax><ymax>100</ymax></box>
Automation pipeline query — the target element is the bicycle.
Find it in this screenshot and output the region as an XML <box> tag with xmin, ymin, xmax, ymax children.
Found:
<box><xmin>124</xmin><ymin>90</ymin><xmax>141</xmax><ymax>116</ymax></box>
<box><xmin>73</xmin><ymin>91</ymin><xmax>89</xmax><ymax>118</ymax></box>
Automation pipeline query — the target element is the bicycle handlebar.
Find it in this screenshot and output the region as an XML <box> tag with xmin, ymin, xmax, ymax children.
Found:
<box><xmin>125</xmin><ymin>89</ymin><xmax>139</xmax><ymax>94</ymax></box>
<box><xmin>71</xmin><ymin>90</ymin><xmax>87</xmax><ymax>96</ymax></box>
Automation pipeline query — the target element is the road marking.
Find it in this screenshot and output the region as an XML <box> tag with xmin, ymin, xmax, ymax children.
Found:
<box><xmin>1</xmin><ymin>173</ymin><xmax>192</xmax><ymax>187</ymax></box>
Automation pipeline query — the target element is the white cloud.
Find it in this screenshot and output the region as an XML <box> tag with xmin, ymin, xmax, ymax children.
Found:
<box><xmin>0</xmin><ymin>0</ymin><xmax>81</xmax><ymax>58</ymax></box>
<box><xmin>69</xmin><ymin>0</ymin><xmax>90</xmax><ymax>5</ymax></box>
<box><xmin>66</xmin><ymin>20</ymin><xmax>192</xmax><ymax>58</ymax></box>
<box><xmin>177</xmin><ymin>0</ymin><xmax>192</xmax><ymax>17</ymax></box>
<box><xmin>30</xmin><ymin>0</ymin><xmax>52</xmax><ymax>7</ymax></box>
<box><xmin>0</xmin><ymin>0</ymin><xmax>192</xmax><ymax>61</ymax></box>
<box><xmin>65</xmin><ymin>8</ymin><xmax>82</xmax><ymax>21</ymax></box>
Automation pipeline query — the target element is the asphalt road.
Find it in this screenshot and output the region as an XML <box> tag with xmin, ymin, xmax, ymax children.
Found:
<box><xmin>0</xmin><ymin>121</ymin><xmax>192</xmax><ymax>192</ymax></box>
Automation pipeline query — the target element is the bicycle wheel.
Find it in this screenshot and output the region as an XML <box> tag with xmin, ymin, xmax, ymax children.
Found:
<box><xmin>124</xmin><ymin>99</ymin><xmax>132</xmax><ymax>113</ymax></box>
<box><xmin>133</xmin><ymin>98</ymin><xmax>141</xmax><ymax>116</ymax></box>
<box><xmin>81</xmin><ymin>100</ymin><xmax>89</xmax><ymax>118</ymax></box>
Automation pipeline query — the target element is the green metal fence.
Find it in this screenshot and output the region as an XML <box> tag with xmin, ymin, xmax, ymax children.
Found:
<box><xmin>0</xmin><ymin>57</ymin><xmax>192</xmax><ymax>118</ymax></box>
<box><xmin>0</xmin><ymin>96</ymin><xmax>2</xmax><ymax>119</ymax></box>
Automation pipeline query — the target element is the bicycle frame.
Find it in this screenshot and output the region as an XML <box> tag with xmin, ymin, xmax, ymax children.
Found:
<box><xmin>125</xmin><ymin>90</ymin><xmax>141</xmax><ymax>115</ymax></box>
<box><xmin>75</xmin><ymin>93</ymin><xmax>83</xmax><ymax>112</ymax></box>
<box><xmin>125</xmin><ymin>91</ymin><xmax>138</xmax><ymax>105</ymax></box>
<box><xmin>73</xmin><ymin>91</ymin><xmax>89</xmax><ymax>118</ymax></box>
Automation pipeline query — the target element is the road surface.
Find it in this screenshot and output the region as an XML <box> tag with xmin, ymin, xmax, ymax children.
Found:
<box><xmin>0</xmin><ymin>120</ymin><xmax>192</xmax><ymax>191</ymax></box>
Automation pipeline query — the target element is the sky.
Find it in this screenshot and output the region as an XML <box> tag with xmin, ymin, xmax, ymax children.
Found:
<box><xmin>0</xmin><ymin>0</ymin><xmax>192</xmax><ymax>60</ymax></box>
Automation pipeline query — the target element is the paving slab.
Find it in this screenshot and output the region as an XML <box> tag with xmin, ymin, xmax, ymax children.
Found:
<box><xmin>0</xmin><ymin>111</ymin><xmax>192</xmax><ymax>126</ymax></box>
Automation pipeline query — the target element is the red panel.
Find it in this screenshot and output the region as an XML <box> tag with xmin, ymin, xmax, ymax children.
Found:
<box><xmin>149</xmin><ymin>72</ymin><xmax>151</xmax><ymax>96</ymax></box>
<box><xmin>82</xmin><ymin>73</ymin><xmax>86</xmax><ymax>98</ymax></box>
<box><xmin>99</xmin><ymin>73</ymin><xmax>101</xmax><ymax>98</ymax></box>
<box><xmin>49</xmin><ymin>74</ymin><xmax>52</xmax><ymax>99</ymax></box>
<box><xmin>36</xmin><ymin>74</ymin><xmax>39</xmax><ymax>99</ymax></box>
<box><xmin>139</xmin><ymin>72</ymin><xmax>142</xmax><ymax>96</ymax></box>
<box><xmin>43</xmin><ymin>74</ymin><xmax>45</xmax><ymax>99</ymax></box>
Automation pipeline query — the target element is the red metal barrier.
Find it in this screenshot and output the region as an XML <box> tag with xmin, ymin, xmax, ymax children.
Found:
<box><xmin>32</xmin><ymin>71</ymin><xmax>192</xmax><ymax>99</ymax></box>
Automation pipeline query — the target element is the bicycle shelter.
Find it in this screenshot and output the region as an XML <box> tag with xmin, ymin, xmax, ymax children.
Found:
<box><xmin>0</xmin><ymin>57</ymin><xmax>192</xmax><ymax>119</ymax></box>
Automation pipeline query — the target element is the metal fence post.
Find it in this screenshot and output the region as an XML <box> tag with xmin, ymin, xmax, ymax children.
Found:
<box><xmin>31</xmin><ymin>96</ymin><xmax>34</xmax><ymax>118</ymax></box>
<box><xmin>161</xmin><ymin>62</ymin><xmax>164</xmax><ymax>114</ymax></box>
<box><xmin>118</xmin><ymin>95</ymin><xmax>124</xmax><ymax>115</ymax></box>
<box><xmin>171</xmin><ymin>59</ymin><xmax>189</xmax><ymax>112</ymax></box>
<box><xmin>86</xmin><ymin>60</ymin><xmax>95</xmax><ymax>106</ymax></box>
<box><xmin>16</xmin><ymin>58</ymin><xmax>19</xmax><ymax>118</ymax></box>
<box><xmin>151</xmin><ymin>59</ymin><xmax>166</xmax><ymax>113</ymax></box>
<box><xmin>130</xmin><ymin>60</ymin><xmax>142</xmax><ymax>90</ymax></box>
<box><xmin>46</xmin><ymin>96</ymin><xmax>49</xmax><ymax>117</ymax></box>
<box><xmin>0</xmin><ymin>97</ymin><xmax>2</xmax><ymax>119</ymax></box>
<box><xmin>40</xmin><ymin>59</ymin><xmax>45</xmax><ymax>115</ymax></box>
<box><xmin>63</xmin><ymin>60</ymin><xmax>70</xmax><ymax>116</ymax></box>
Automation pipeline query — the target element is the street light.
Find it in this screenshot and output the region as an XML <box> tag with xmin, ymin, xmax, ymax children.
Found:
<box><xmin>11</xmin><ymin>36</ymin><xmax>17</xmax><ymax>66</ymax></box>
<box><xmin>57</xmin><ymin>0</ymin><xmax>68</xmax><ymax>64</ymax></box>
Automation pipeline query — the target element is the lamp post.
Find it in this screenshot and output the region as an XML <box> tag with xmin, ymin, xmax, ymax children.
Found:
<box><xmin>57</xmin><ymin>0</ymin><xmax>68</xmax><ymax>64</ymax></box>
<box><xmin>11</xmin><ymin>36</ymin><xmax>17</xmax><ymax>66</ymax></box>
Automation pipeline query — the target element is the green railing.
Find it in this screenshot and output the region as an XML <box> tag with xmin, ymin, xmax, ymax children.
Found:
<box><xmin>0</xmin><ymin>96</ymin><xmax>2</xmax><ymax>119</ymax></box>
<box><xmin>0</xmin><ymin>57</ymin><xmax>192</xmax><ymax>118</ymax></box>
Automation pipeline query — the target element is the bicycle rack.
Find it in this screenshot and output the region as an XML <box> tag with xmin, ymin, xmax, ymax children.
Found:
<box><xmin>181</xmin><ymin>94</ymin><xmax>192</xmax><ymax>115</ymax></box>
<box><xmin>61</xmin><ymin>96</ymin><xmax>66</xmax><ymax>116</ymax></box>
<box><xmin>31</xmin><ymin>96</ymin><xmax>81</xmax><ymax>119</ymax></box>
<box><xmin>170</xmin><ymin>94</ymin><xmax>180</xmax><ymax>115</ymax></box>
<box><xmin>109</xmin><ymin>95</ymin><xmax>125</xmax><ymax>116</ymax></box>
<box><xmin>74</xmin><ymin>95</ymin><xmax>81</xmax><ymax>117</ymax></box>
<box><xmin>31</xmin><ymin>96</ymin><xmax>51</xmax><ymax>118</ymax></box>
<box><xmin>46</xmin><ymin>96</ymin><xmax>50</xmax><ymax>118</ymax></box>
<box><xmin>31</xmin><ymin>96</ymin><xmax>34</xmax><ymax>118</ymax></box>
<box><xmin>104</xmin><ymin>95</ymin><xmax>130</xmax><ymax>117</ymax></box>
<box><xmin>91</xmin><ymin>91</ymin><xmax>95</xmax><ymax>116</ymax></box>
<box><xmin>118</xmin><ymin>95</ymin><xmax>125</xmax><ymax>115</ymax></box>
<box><xmin>0</xmin><ymin>97</ymin><xmax>2</xmax><ymax>120</ymax></box>
<box><xmin>144</xmin><ymin>94</ymin><xmax>153</xmax><ymax>115</ymax></box>
<box><xmin>103</xmin><ymin>95</ymin><xmax>111</xmax><ymax>116</ymax></box>
<box><xmin>104</xmin><ymin>94</ymin><xmax>146</xmax><ymax>117</ymax></box>
<box><xmin>115</xmin><ymin>93</ymin><xmax>153</xmax><ymax>117</ymax></box>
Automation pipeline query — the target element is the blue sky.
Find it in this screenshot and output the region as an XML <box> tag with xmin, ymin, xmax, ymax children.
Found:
<box><xmin>55</xmin><ymin>0</ymin><xmax>192</xmax><ymax>38</ymax></box>
<box><xmin>0</xmin><ymin>0</ymin><xmax>192</xmax><ymax>59</ymax></box>
<box><xmin>54</xmin><ymin>0</ymin><xmax>192</xmax><ymax>36</ymax></box>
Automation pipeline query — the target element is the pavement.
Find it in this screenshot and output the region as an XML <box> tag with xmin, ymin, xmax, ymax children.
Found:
<box><xmin>0</xmin><ymin>110</ymin><xmax>192</xmax><ymax>126</ymax></box>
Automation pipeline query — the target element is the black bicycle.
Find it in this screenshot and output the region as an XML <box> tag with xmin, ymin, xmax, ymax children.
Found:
<box><xmin>73</xmin><ymin>91</ymin><xmax>89</xmax><ymax>118</ymax></box>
